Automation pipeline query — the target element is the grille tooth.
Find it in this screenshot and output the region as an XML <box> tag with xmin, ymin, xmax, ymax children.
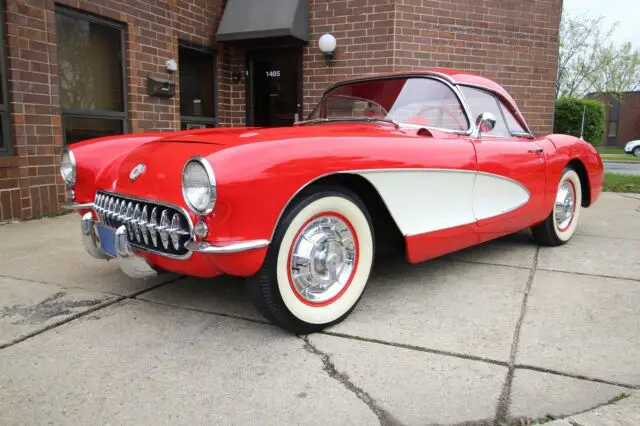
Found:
<box><xmin>119</xmin><ymin>200</ymin><xmax>127</xmax><ymax>223</ymax></box>
<box><xmin>140</xmin><ymin>205</ymin><xmax>149</xmax><ymax>245</ymax></box>
<box><xmin>105</xmin><ymin>197</ymin><xmax>113</xmax><ymax>226</ymax></box>
<box><xmin>125</xmin><ymin>202</ymin><xmax>134</xmax><ymax>235</ymax></box>
<box><xmin>93</xmin><ymin>192</ymin><xmax>191</xmax><ymax>258</ymax></box>
<box><xmin>133</xmin><ymin>203</ymin><xmax>142</xmax><ymax>243</ymax></box>
<box><xmin>113</xmin><ymin>200</ymin><xmax>121</xmax><ymax>223</ymax></box>
<box><xmin>159</xmin><ymin>209</ymin><xmax>170</xmax><ymax>250</ymax></box>
<box><xmin>149</xmin><ymin>207</ymin><xmax>159</xmax><ymax>247</ymax></box>
<box><xmin>169</xmin><ymin>214</ymin><xmax>181</xmax><ymax>250</ymax></box>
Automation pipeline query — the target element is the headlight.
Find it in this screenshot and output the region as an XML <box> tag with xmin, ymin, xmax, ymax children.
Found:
<box><xmin>60</xmin><ymin>147</ymin><xmax>76</xmax><ymax>186</ymax></box>
<box><xmin>182</xmin><ymin>157</ymin><xmax>216</xmax><ymax>215</ymax></box>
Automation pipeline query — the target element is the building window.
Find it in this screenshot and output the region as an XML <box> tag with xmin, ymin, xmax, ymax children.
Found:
<box><xmin>608</xmin><ymin>121</ymin><xmax>617</xmax><ymax>138</ymax></box>
<box><xmin>179</xmin><ymin>42</ymin><xmax>217</xmax><ymax>130</ymax></box>
<box><xmin>55</xmin><ymin>7</ymin><xmax>127</xmax><ymax>144</ymax></box>
<box><xmin>0</xmin><ymin>0</ymin><xmax>11</xmax><ymax>155</ymax></box>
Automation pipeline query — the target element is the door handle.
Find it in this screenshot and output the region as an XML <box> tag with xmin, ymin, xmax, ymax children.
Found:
<box><xmin>528</xmin><ymin>148</ymin><xmax>544</xmax><ymax>154</ymax></box>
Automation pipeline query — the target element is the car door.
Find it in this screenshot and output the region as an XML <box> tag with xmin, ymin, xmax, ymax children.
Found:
<box><xmin>459</xmin><ymin>86</ymin><xmax>546</xmax><ymax>241</ymax></box>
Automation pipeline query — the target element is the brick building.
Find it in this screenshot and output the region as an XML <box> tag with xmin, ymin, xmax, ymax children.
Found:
<box><xmin>586</xmin><ymin>91</ymin><xmax>640</xmax><ymax>147</ymax></box>
<box><xmin>0</xmin><ymin>0</ymin><xmax>562</xmax><ymax>222</ymax></box>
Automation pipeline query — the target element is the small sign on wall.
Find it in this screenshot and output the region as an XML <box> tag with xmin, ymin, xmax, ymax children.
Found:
<box><xmin>147</xmin><ymin>75</ymin><xmax>176</xmax><ymax>97</ymax></box>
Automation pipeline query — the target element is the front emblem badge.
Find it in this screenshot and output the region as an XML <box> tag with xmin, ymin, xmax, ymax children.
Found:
<box><xmin>130</xmin><ymin>164</ymin><xmax>146</xmax><ymax>181</ymax></box>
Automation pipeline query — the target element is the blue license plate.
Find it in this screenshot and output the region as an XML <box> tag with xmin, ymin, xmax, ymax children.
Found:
<box><xmin>96</xmin><ymin>224</ymin><xmax>117</xmax><ymax>257</ymax></box>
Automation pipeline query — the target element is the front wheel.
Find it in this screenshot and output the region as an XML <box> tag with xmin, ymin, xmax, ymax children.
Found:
<box><xmin>633</xmin><ymin>146</ymin><xmax>640</xmax><ymax>157</ymax></box>
<box><xmin>248</xmin><ymin>188</ymin><xmax>374</xmax><ymax>334</ymax></box>
<box><xmin>531</xmin><ymin>167</ymin><xmax>582</xmax><ymax>246</ymax></box>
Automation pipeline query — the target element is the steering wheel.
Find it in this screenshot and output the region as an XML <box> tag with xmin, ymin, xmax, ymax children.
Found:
<box><xmin>405</xmin><ymin>105</ymin><xmax>466</xmax><ymax>130</ymax></box>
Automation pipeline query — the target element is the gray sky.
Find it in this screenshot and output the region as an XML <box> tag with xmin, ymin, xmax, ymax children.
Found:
<box><xmin>564</xmin><ymin>0</ymin><xmax>640</xmax><ymax>48</ymax></box>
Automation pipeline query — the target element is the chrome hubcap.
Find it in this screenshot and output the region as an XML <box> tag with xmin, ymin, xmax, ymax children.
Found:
<box><xmin>554</xmin><ymin>181</ymin><xmax>576</xmax><ymax>231</ymax></box>
<box><xmin>289</xmin><ymin>215</ymin><xmax>357</xmax><ymax>304</ymax></box>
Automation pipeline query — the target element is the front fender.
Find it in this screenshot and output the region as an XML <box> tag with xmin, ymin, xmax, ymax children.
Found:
<box><xmin>542</xmin><ymin>135</ymin><xmax>604</xmax><ymax>211</ymax></box>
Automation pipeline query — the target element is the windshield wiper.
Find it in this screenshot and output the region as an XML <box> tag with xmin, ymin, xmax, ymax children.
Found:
<box><xmin>296</xmin><ymin>117</ymin><xmax>399</xmax><ymax>129</ymax></box>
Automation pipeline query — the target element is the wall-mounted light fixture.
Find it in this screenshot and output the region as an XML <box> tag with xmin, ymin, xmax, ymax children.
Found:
<box><xmin>318</xmin><ymin>33</ymin><xmax>337</xmax><ymax>65</ymax></box>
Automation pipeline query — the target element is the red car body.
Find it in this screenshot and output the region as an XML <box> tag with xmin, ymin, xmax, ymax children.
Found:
<box><xmin>66</xmin><ymin>69</ymin><xmax>604</xmax><ymax>280</ymax></box>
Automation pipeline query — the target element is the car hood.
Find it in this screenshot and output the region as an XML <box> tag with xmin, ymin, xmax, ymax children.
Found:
<box><xmin>158</xmin><ymin>123</ymin><xmax>413</xmax><ymax>148</ymax></box>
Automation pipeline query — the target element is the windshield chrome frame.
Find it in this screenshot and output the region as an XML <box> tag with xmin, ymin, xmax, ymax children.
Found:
<box><xmin>309</xmin><ymin>75</ymin><xmax>475</xmax><ymax>136</ymax></box>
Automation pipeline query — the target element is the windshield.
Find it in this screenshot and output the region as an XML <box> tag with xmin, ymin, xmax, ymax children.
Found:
<box><xmin>308</xmin><ymin>77</ymin><xmax>470</xmax><ymax>131</ymax></box>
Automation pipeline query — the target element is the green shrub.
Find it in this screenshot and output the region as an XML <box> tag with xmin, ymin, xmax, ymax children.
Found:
<box><xmin>553</xmin><ymin>97</ymin><xmax>605</xmax><ymax>146</ymax></box>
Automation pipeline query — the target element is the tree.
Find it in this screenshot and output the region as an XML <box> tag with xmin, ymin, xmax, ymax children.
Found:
<box><xmin>587</xmin><ymin>42</ymin><xmax>640</xmax><ymax>94</ymax></box>
<box><xmin>557</xmin><ymin>13</ymin><xmax>611</xmax><ymax>98</ymax></box>
<box><xmin>557</xmin><ymin>12</ymin><xmax>640</xmax><ymax>98</ymax></box>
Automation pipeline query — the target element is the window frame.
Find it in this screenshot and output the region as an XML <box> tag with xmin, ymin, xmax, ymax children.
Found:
<box><xmin>458</xmin><ymin>84</ymin><xmax>534</xmax><ymax>139</ymax></box>
<box><xmin>0</xmin><ymin>0</ymin><xmax>11</xmax><ymax>156</ymax></box>
<box><xmin>178</xmin><ymin>40</ymin><xmax>218</xmax><ymax>129</ymax></box>
<box><xmin>55</xmin><ymin>6</ymin><xmax>129</xmax><ymax>145</ymax></box>
<box><xmin>310</xmin><ymin>75</ymin><xmax>474</xmax><ymax>135</ymax></box>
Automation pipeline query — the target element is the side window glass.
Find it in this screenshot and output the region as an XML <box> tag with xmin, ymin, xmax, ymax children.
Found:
<box><xmin>499</xmin><ymin>100</ymin><xmax>527</xmax><ymax>134</ymax></box>
<box><xmin>459</xmin><ymin>86</ymin><xmax>510</xmax><ymax>137</ymax></box>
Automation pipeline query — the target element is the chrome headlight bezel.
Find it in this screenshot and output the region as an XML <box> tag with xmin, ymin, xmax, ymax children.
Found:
<box><xmin>181</xmin><ymin>156</ymin><xmax>216</xmax><ymax>215</ymax></box>
<box><xmin>60</xmin><ymin>147</ymin><xmax>76</xmax><ymax>186</ymax></box>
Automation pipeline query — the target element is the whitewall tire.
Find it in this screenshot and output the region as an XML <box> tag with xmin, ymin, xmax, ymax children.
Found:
<box><xmin>532</xmin><ymin>168</ymin><xmax>582</xmax><ymax>246</ymax></box>
<box><xmin>248</xmin><ymin>188</ymin><xmax>374</xmax><ymax>333</ymax></box>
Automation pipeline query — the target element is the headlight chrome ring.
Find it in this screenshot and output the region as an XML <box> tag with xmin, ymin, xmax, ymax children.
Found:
<box><xmin>182</xmin><ymin>156</ymin><xmax>216</xmax><ymax>215</ymax></box>
<box><xmin>60</xmin><ymin>147</ymin><xmax>76</xmax><ymax>186</ymax></box>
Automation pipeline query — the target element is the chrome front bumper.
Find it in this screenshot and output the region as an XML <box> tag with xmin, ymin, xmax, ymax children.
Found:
<box><xmin>81</xmin><ymin>212</ymin><xmax>159</xmax><ymax>279</ymax></box>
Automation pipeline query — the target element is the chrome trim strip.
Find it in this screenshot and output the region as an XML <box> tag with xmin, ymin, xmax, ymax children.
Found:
<box><xmin>268</xmin><ymin>168</ymin><xmax>532</xmax><ymax>241</ymax></box>
<box><xmin>309</xmin><ymin>75</ymin><xmax>474</xmax><ymax>136</ymax></box>
<box><xmin>185</xmin><ymin>239</ymin><xmax>269</xmax><ymax>254</ymax></box>
<box><xmin>96</xmin><ymin>190</ymin><xmax>194</xmax><ymax>260</ymax></box>
<box><xmin>456</xmin><ymin>83</ymin><xmax>534</xmax><ymax>137</ymax></box>
<box><xmin>62</xmin><ymin>201</ymin><xmax>94</xmax><ymax>210</ymax></box>
<box><xmin>182</xmin><ymin>156</ymin><xmax>217</xmax><ymax>215</ymax></box>
<box><xmin>98</xmin><ymin>190</ymin><xmax>194</xmax><ymax>230</ymax></box>
<box><xmin>61</xmin><ymin>146</ymin><xmax>77</xmax><ymax>186</ymax></box>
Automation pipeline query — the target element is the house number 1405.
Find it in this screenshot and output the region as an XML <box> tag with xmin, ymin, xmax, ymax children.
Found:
<box><xmin>266</xmin><ymin>70</ymin><xmax>281</xmax><ymax>77</ymax></box>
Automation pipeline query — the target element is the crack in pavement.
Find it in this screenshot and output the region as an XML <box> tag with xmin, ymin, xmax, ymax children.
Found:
<box><xmin>301</xmin><ymin>335</ymin><xmax>403</xmax><ymax>426</ymax></box>
<box><xmin>0</xmin><ymin>275</ymin><xmax>183</xmax><ymax>351</ymax></box>
<box><xmin>321</xmin><ymin>330</ymin><xmax>508</xmax><ymax>367</ymax></box>
<box><xmin>505</xmin><ymin>392</ymin><xmax>630</xmax><ymax>426</ymax></box>
<box><xmin>495</xmin><ymin>247</ymin><xmax>540</xmax><ymax>423</ymax></box>
<box><xmin>514</xmin><ymin>364</ymin><xmax>638</xmax><ymax>390</ymax></box>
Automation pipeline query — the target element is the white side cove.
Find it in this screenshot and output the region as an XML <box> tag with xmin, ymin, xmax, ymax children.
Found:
<box><xmin>473</xmin><ymin>173</ymin><xmax>530</xmax><ymax>221</ymax></box>
<box><xmin>355</xmin><ymin>169</ymin><xmax>530</xmax><ymax>236</ymax></box>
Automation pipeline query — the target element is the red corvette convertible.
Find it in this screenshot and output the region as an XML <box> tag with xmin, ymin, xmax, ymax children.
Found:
<box><xmin>61</xmin><ymin>69</ymin><xmax>604</xmax><ymax>333</ymax></box>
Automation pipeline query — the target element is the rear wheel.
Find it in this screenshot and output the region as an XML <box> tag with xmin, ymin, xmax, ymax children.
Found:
<box><xmin>531</xmin><ymin>167</ymin><xmax>582</xmax><ymax>246</ymax></box>
<box><xmin>248</xmin><ymin>188</ymin><xmax>374</xmax><ymax>334</ymax></box>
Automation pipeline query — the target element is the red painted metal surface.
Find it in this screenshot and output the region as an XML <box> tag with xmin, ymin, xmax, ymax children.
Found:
<box><xmin>68</xmin><ymin>69</ymin><xmax>604</xmax><ymax>278</ymax></box>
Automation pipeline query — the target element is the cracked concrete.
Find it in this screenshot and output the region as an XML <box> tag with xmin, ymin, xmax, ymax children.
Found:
<box><xmin>0</xmin><ymin>192</ymin><xmax>639</xmax><ymax>425</ymax></box>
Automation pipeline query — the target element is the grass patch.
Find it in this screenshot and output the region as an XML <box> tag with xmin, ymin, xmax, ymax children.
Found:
<box><xmin>604</xmin><ymin>173</ymin><xmax>640</xmax><ymax>193</ymax></box>
<box><xmin>601</xmin><ymin>154</ymin><xmax>640</xmax><ymax>162</ymax></box>
<box><xmin>597</xmin><ymin>147</ymin><xmax>640</xmax><ymax>162</ymax></box>
<box><xmin>597</xmin><ymin>147</ymin><xmax>624</xmax><ymax>154</ymax></box>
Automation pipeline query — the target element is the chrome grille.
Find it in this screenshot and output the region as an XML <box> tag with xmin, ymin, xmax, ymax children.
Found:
<box><xmin>94</xmin><ymin>191</ymin><xmax>192</xmax><ymax>258</ymax></box>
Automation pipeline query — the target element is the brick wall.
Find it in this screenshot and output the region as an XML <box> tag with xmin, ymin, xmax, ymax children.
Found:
<box><xmin>392</xmin><ymin>0</ymin><xmax>561</xmax><ymax>136</ymax></box>
<box><xmin>619</xmin><ymin>92</ymin><xmax>640</xmax><ymax>147</ymax></box>
<box><xmin>0</xmin><ymin>0</ymin><xmax>561</xmax><ymax>221</ymax></box>
<box><xmin>302</xmin><ymin>0</ymin><xmax>396</xmax><ymax>115</ymax></box>
<box><xmin>0</xmin><ymin>0</ymin><xmax>222</xmax><ymax>221</ymax></box>
<box><xmin>303</xmin><ymin>0</ymin><xmax>561</xmax><ymax>133</ymax></box>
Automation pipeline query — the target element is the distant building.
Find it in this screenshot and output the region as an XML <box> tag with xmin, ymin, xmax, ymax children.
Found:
<box><xmin>585</xmin><ymin>91</ymin><xmax>640</xmax><ymax>147</ymax></box>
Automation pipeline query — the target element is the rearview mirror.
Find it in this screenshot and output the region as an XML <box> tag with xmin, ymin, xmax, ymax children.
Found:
<box><xmin>474</xmin><ymin>112</ymin><xmax>496</xmax><ymax>138</ymax></box>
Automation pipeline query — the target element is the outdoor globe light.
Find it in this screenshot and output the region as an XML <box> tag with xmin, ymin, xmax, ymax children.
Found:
<box><xmin>318</xmin><ymin>33</ymin><xmax>337</xmax><ymax>64</ymax></box>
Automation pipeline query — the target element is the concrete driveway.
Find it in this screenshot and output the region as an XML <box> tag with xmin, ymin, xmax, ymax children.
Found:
<box><xmin>1</xmin><ymin>192</ymin><xmax>639</xmax><ymax>425</ymax></box>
